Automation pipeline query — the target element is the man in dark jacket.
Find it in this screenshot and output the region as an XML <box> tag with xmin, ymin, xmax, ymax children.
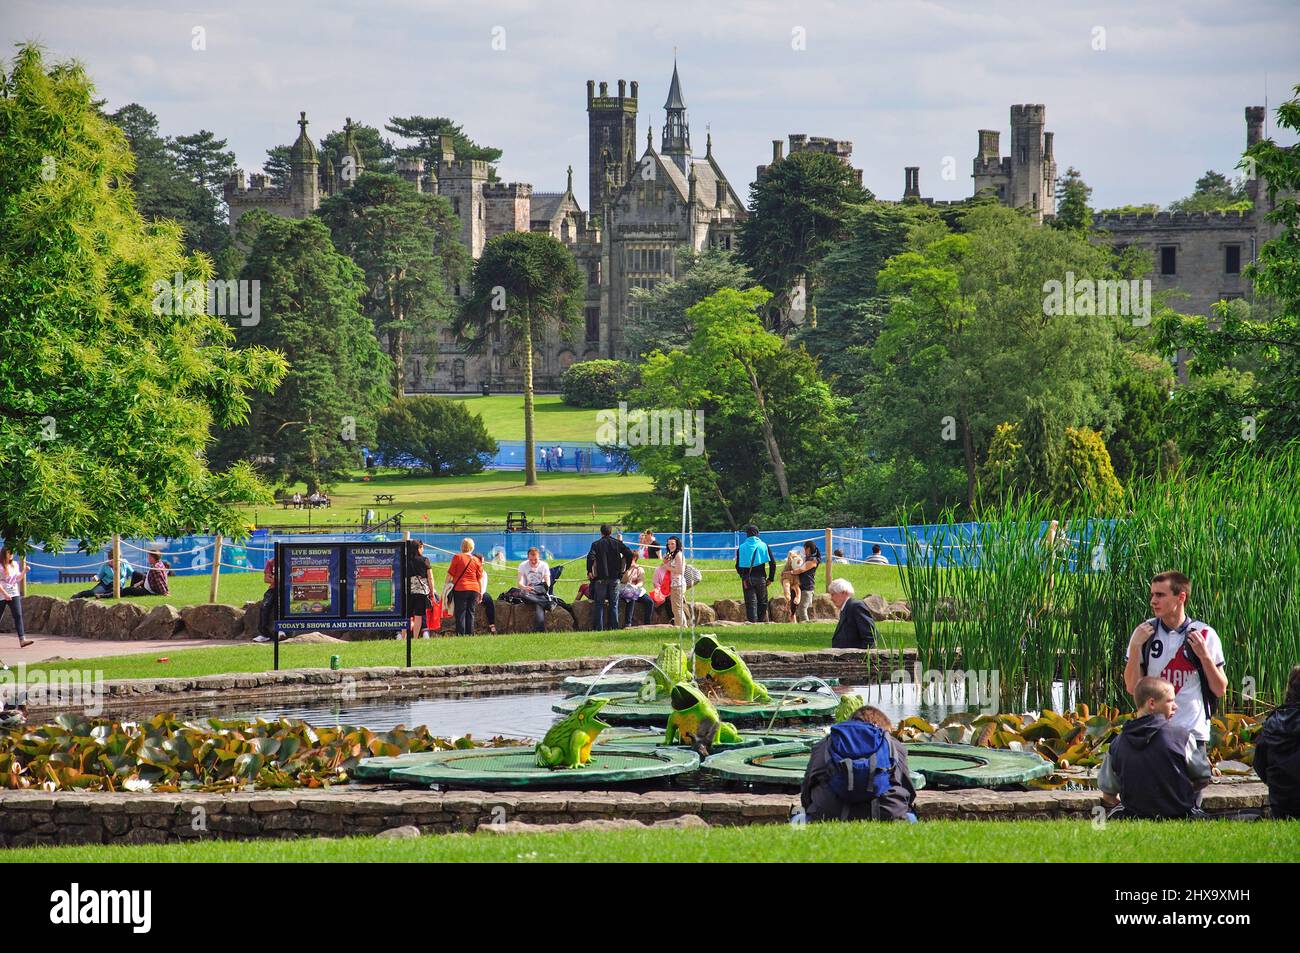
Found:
<box><xmin>1098</xmin><ymin>676</ymin><xmax>1212</xmax><ymax>819</ymax></box>
<box><xmin>586</xmin><ymin>524</ymin><xmax>635</xmax><ymax>631</ymax></box>
<box><xmin>827</xmin><ymin>578</ymin><xmax>877</xmax><ymax>649</ymax></box>
<box><xmin>801</xmin><ymin>706</ymin><xmax>916</xmax><ymax>822</ymax></box>
<box><xmin>1254</xmin><ymin>663</ymin><xmax>1300</xmax><ymax>819</ymax></box>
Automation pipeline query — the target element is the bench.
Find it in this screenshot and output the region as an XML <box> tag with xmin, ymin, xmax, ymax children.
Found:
<box><xmin>373</xmin><ymin>494</ymin><xmax>395</xmax><ymax>505</ymax></box>
<box><xmin>58</xmin><ymin>571</ymin><xmax>96</xmax><ymax>584</ymax></box>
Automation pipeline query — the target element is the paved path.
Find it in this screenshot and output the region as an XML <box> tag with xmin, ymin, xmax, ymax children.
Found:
<box><xmin>1</xmin><ymin>635</ymin><xmax>231</xmax><ymax>665</ymax></box>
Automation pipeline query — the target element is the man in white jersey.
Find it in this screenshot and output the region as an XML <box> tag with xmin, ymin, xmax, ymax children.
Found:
<box><xmin>1123</xmin><ymin>570</ymin><xmax>1227</xmax><ymax>798</ymax></box>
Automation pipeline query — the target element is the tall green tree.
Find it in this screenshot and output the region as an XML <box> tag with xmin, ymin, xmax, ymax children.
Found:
<box><xmin>377</xmin><ymin>397</ymin><xmax>497</xmax><ymax>476</ymax></box>
<box><xmin>318</xmin><ymin>172</ymin><xmax>466</xmax><ymax>396</ymax></box>
<box><xmin>455</xmin><ymin>232</ymin><xmax>585</xmax><ymax>486</ymax></box>
<box><xmin>212</xmin><ymin>215</ymin><xmax>390</xmax><ymax>491</ymax></box>
<box><xmin>869</xmin><ymin>205</ymin><xmax>1133</xmax><ymax>508</ymax></box>
<box><xmin>0</xmin><ymin>46</ymin><xmax>285</xmax><ymax>552</ymax></box>
<box><xmin>1167</xmin><ymin>169</ymin><xmax>1250</xmax><ymax>212</ymax></box>
<box><xmin>386</xmin><ymin>115</ymin><xmax>502</xmax><ymax>175</ymax></box>
<box><xmin>1052</xmin><ymin>166</ymin><xmax>1093</xmax><ymax>232</ymax></box>
<box><xmin>800</xmin><ymin>200</ymin><xmax>930</xmax><ymax>392</ymax></box>
<box><xmin>1159</xmin><ymin>85</ymin><xmax>1300</xmax><ymax>455</ymax></box>
<box><xmin>626</xmin><ymin>247</ymin><xmax>755</xmax><ymax>358</ymax></box>
<box><xmin>738</xmin><ymin>151</ymin><xmax>870</xmax><ymax>333</ymax></box>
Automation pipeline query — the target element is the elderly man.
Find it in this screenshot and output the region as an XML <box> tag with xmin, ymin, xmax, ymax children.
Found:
<box><xmin>828</xmin><ymin>578</ymin><xmax>878</xmax><ymax>649</ymax></box>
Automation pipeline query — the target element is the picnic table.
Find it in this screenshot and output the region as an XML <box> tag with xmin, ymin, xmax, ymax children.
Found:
<box><xmin>374</xmin><ymin>493</ymin><xmax>396</xmax><ymax>505</ymax></box>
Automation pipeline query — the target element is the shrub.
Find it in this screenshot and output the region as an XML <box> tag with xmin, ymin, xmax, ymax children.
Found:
<box><xmin>560</xmin><ymin>359</ymin><xmax>633</xmax><ymax>408</ymax></box>
<box><xmin>376</xmin><ymin>397</ymin><xmax>497</xmax><ymax>476</ymax></box>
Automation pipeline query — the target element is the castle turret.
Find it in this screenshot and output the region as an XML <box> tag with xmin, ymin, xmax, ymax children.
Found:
<box><xmin>435</xmin><ymin>135</ymin><xmax>490</xmax><ymax>258</ymax></box>
<box><xmin>903</xmin><ymin>166</ymin><xmax>921</xmax><ymax>200</ymax></box>
<box><xmin>289</xmin><ymin>111</ymin><xmax>319</xmax><ymax>215</ymax></box>
<box><xmin>661</xmin><ymin>59</ymin><xmax>691</xmax><ymax>173</ymax></box>
<box><xmin>1245</xmin><ymin>105</ymin><xmax>1266</xmax><ymax>201</ymax></box>
<box><xmin>587</xmin><ymin>76</ymin><xmax>638</xmax><ymax>218</ymax></box>
<box><xmin>1009</xmin><ymin>104</ymin><xmax>1048</xmax><ymax>217</ymax></box>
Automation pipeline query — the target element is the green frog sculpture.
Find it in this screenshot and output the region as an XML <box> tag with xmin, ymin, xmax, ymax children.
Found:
<box><xmin>665</xmin><ymin>682</ymin><xmax>742</xmax><ymax>752</ymax></box>
<box><xmin>708</xmin><ymin>645</ymin><xmax>770</xmax><ymax>704</ymax></box>
<box><xmin>834</xmin><ymin>693</ymin><xmax>865</xmax><ymax>722</ymax></box>
<box><xmin>535</xmin><ymin>697</ymin><xmax>611</xmax><ymax>769</ymax></box>
<box><xmin>640</xmin><ymin>642</ymin><xmax>691</xmax><ymax>700</ymax></box>
<box><xmin>692</xmin><ymin>634</ymin><xmax>721</xmax><ymax>680</ymax></box>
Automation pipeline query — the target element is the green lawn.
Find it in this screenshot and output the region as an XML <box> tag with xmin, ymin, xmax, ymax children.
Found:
<box><xmin>28</xmin><ymin>561</ymin><xmax>907</xmax><ymax>611</ymax></box>
<box><xmin>17</xmin><ymin>621</ymin><xmax>915</xmax><ymax>681</ymax></box>
<box><xmin>4</xmin><ymin>819</ymin><xmax>1294</xmax><ymax>863</ymax></box>
<box><xmin>446</xmin><ymin>394</ymin><xmax>612</xmax><ymax>442</ymax></box>
<box><xmin>245</xmin><ymin>470</ymin><xmax>653</xmax><ymax>528</ymax></box>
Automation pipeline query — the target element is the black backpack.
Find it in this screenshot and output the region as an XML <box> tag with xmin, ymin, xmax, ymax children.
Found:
<box><xmin>1139</xmin><ymin>617</ymin><xmax>1220</xmax><ymax>717</ymax></box>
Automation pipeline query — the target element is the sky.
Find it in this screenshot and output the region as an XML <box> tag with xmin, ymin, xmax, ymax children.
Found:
<box><xmin>4</xmin><ymin>0</ymin><xmax>1298</xmax><ymax>210</ymax></box>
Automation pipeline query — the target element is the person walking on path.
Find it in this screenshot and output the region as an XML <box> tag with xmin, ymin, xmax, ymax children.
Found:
<box><xmin>0</xmin><ymin>548</ymin><xmax>33</xmax><ymax>648</ymax></box>
<box><xmin>586</xmin><ymin>524</ymin><xmax>634</xmax><ymax>631</ymax></box>
<box><xmin>445</xmin><ymin>538</ymin><xmax>484</xmax><ymax>635</ymax></box>
<box><xmin>663</xmin><ymin>535</ymin><xmax>687</xmax><ymax>628</ymax></box>
<box><xmin>734</xmin><ymin>524</ymin><xmax>776</xmax><ymax>623</ymax></box>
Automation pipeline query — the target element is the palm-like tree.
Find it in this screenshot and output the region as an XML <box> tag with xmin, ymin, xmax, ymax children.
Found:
<box><xmin>454</xmin><ymin>232</ymin><xmax>584</xmax><ymax>486</ymax></box>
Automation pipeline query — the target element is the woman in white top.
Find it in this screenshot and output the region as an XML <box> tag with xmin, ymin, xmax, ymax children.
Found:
<box><xmin>663</xmin><ymin>535</ymin><xmax>687</xmax><ymax>628</ymax></box>
<box><xmin>517</xmin><ymin>547</ymin><xmax>551</xmax><ymax>632</ymax></box>
<box><xmin>0</xmin><ymin>548</ymin><xmax>34</xmax><ymax>648</ymax></box>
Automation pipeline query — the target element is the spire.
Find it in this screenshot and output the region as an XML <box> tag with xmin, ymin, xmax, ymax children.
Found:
<box><xmin>566</xmin><ymin>164</ymin><xmax>574</xmax><ymax>194</ymax></box>
<box><xmin>289</xmin><ymin>111</ymin><xmax>317</xmax><ymax>165</ymax></box>
<box><xmin>342</xmin><ymin>117</ymin><xmax>365</xmax><ymax>178</ymax></box>
<box><xmin>706</xmin><ymin>126</ymin><xmax>712</xmax><ymax>158</ymax></box>
<box><xmin>660</xmin><ymin>57</ymin><xmax>690</xmax><ymax>173</ymax></box>
<box><xmin>663</xmin><ymin>58</ymin><xmax>686</xmax><ymax>110</ymax></box>
<box><xmin>646</xmin><ymin>127</ymin><xmax>653</xmax><ymax>151</ymax></box>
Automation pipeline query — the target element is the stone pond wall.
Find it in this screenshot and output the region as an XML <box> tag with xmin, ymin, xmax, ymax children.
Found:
<box><xmin>0</xmin><ymin>784</ymin><xmax>1272</xmax><ymax>848</ymax></box>
<box><xmin>2</xmin><ymin>592</ymin><xmax>917</xmax><ymax>641</ymax></box>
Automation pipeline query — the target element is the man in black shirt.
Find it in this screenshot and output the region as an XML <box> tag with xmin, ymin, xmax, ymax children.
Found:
<box><xmin>586</xmin><ymin>524</ymin><xmax>635</xmax><ymax>631</ymax></box>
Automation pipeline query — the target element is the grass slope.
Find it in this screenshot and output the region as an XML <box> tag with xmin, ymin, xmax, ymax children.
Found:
<box><xmin>445</xmin><ymin>394</ymin><xmax>610</xmax><ymax>442</ymax></box>
<box><xmin>245</xmin><ymin>470</ymin><xmax>653</xmax><ymax>528</ymax></box>
<box><xmin>18</xmin><ymin>621</ymin><xmax>915</xmax><ymax>681</ymax></box>
<box><xmin>4</xmin><ymin>820</ymin><xmax>1295</xmax><ymax>863</ymax></box>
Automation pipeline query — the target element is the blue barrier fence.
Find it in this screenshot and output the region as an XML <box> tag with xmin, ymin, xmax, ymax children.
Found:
<box><xmin>19</xmin><ymin>522</ymin><xmax>1042</xmax><ymax>585</ymax></box>
<box><xmin>368</xmin><ymin>441</ymin><xmax>632</xmax><ymax>474</ymax></box>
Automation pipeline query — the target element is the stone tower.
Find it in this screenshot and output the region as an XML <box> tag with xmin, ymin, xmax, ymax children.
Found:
<box><xmin>435</xmin><ymin>134</ymin><xmax>490</xmax><ymax>258</ymax></box>
<box><xmin>661</xmin><ymin>60</ymin><xmax>690</xmax><ymax>173</ymax></box>
<box><xmin>1245</xmin><ymin>105</ymin><xmax>1266</xmax><ymax>202</ymax></box>
<box><xmin>289</xmin><ymin>111</ymin><xmax>319</xmax><ymax>216</ymax></box>
<box><xmin>586</xmin><ymin>78</ymin><xmax>638</xmax><ymax>221</ymax></box>
<box><xmin>972</xmin><ymin>105</ymin><xmax>1056</xmax><ymax>221</ymax></box>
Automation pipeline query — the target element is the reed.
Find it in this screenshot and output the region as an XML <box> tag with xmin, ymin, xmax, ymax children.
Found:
<box><xmin>902</xmin><ymin>449</ymin><xmax>1300</xmax><ymax>710</ymax></box>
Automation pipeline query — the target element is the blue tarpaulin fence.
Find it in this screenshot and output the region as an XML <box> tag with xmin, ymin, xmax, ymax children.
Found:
<box><xmin>19</xmin><ymin>522</ymin><xmax>1043</xmax><ymax>584</ymax></box>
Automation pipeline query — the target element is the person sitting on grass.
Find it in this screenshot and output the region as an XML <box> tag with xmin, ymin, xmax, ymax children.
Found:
<box><xmin>864</xmin><ymin>544</ymin><xmax>890</xmax><ymax>565</ymax></box>
<box><xmin>1097</xmin><ymin>676</ymin><xmax>1212</xmax><ymax>820</ymax></box>
<box><xmin>72</xmin><ymin>557</ymin><xmax>133</xmax><ymax>599</ymax></box>
<box><xmin>828</xmin><ymin>578</ymin><xmax>878</xmax><ymax>649</ymax></box>
<box><xmin>121</xmin><ymin>550</ymin><xmax>170</xmax><ymax>597</ymax></box>
<box><xmin>1254</xmin><ymin>663</ymin><xmax>1300</xmax><ymax>820</ymax></box>
<box><xmin>801</xmin><ymin>705</ymin><xmax>917</xmax><ymax>822</ymax></box>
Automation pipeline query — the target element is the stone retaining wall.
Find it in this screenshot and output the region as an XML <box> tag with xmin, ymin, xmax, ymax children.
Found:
<box><xmin>24</xmin><ymin>649</ymin><xmax>919</xmax><ymax>718</ymax></box>
<box><xmin>0</xmin><ymin>783</ymin><xmax>1271</xmax><ymax>848</ymax></box>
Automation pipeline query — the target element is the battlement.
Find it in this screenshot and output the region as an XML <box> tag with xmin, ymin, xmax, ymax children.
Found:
<box><xmin>1011</xmin><ymin>103</ymin><xmax>1046</xmax><ymax>124</ymax></box>
<box><xmin>787</xmin><ymin>134</ymin><xmax>854</xmax><ymax>157</ymax></box>
<box><xmin>483</xmin><ymin>181</ymin><xmax>533</xmax><ymax>198</ymax></box>
<box><xmin>224</xmin><ymin>170</ymin><xmax>287</xmax><ymax>200</ymax></box>
<box><xmin>587</xmin><ymin>78</ymin><xmax>638</xmax><ymax>110</ymax></box>
<box><xmin>439</xmin><ymin>158</ymin><xmax>491</xmax><ymax>179</ymax></box>
<box><xmin>1092</xmin><ymin>208</ymin><xmax>1256</xmax><ymax>227</ymax></box>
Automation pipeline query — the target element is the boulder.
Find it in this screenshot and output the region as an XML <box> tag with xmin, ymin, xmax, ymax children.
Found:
<box><xmin>41</xmin><ymin>598</ymin><xmax>71</xmax><ymax>636</ymax></box>
<box><xmin>812</xmin><ymin>594</ymin><xmax>838</xmax><ymax>620</ymax></box>
<box><xmin>569</xmin><ymin>600</ymin><xmax>595</xmax><ymax>631</ymax></box>
<box><xmin>769</xmin><ymin>596</ymin><xmax>791</xmax><ymax>623</ymax></box>
<box><xmin>886</xmin><ymin>600</ymin><xmax>912</xmax><ymax>621</ymax></box>
<box><xmin>80</xmin><ymin>600</ymin><xmax>145</xmax><ymax>640</ymax></box>
<box><xmin>3</xmin><ymin>594</ymin><xmax>55</xmax><ymax>633</ymax></box>
<box><xmin>712</xmin><ymin>599</ymin><xmax>745</xmax><ymax>622</ymax></box>
<box><xmin>863</xmin><ymin>594</ymin><xmax>890</xmax><ymax>621</ymax></box>
<box><xmin>180</xmin><ymin>603</ymin><xmax>244</xmax><ymax>640</ymax></box>
<box><xmin>131</xmin><ymin>604</ymin><xmax>183</xmax><ymax>641</ymax></box>
<box><xmin>687</xmin><ymin>603</ymin><xmax>717</xmax><ymax>626</ymax></box>
<box><xmin>544</xmin><ymin>605</ymin><xmax>576</xmax><ymax>632</ymax></box>
<box><xmin>242</xmin><ymin>600</ymin><xmax>263</xmax><ymax>639</ymax></box>
<box><xmin>376</xmin><ymin>825</ymin><xmax>421</xmax><ymax>839</ymax></box>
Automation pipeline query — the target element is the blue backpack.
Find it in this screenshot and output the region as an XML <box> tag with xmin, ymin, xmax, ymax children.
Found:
<box><xmin>824</xmin><ymin>720</ymin><xmax>894</xmax><ymax>804</ymax></box>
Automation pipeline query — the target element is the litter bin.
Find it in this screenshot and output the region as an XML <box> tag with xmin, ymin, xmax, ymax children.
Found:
<box><xmin>481</xmin><ymin>381</ymin><xmax>491</xmax><ymax>397</ymax></box>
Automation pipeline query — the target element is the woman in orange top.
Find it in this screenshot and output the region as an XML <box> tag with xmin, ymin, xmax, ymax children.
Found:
<box><xmin>445</xmin><ymin>538</ymin><xmax>484</xmax><ymax>635</ymax></box>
